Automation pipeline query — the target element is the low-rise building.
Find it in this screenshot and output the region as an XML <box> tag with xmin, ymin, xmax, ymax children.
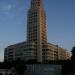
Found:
<box><xmin>4</xmin><ymin>42</ymin><xmax>71</xmax><ymax>62</ymax></box>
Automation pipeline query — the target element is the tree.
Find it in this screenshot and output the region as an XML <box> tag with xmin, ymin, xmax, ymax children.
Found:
<box><xmin>3</xmin><ymin>59</ymin><xmax>26</xmax><ymax>75</ymax></box>
<box><xmin>14</xmin><ymin>59</ymin><xmax>26</xmax><ymax>75</ymax></box>
<box><xmin>71</xmin><ymin>47</ymin><xmax>75</xmax><ymax>62</ymax></box>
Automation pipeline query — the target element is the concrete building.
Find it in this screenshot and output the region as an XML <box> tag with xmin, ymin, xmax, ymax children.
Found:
<box><xmin>4</xmin><ymin>0</ymin><xmax>70</xmax><ymax>62</ymax></box>
<box><xmin>4</xmin><ymin>42</ymin><xmax>70</xmax><ymax>62</ymax></box>
<box><xmin>4</xmin><ymin>42</ymin><xmax>36</xmax><ymax>61</ymax></box>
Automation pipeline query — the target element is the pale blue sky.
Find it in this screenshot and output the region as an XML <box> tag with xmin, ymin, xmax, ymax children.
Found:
<box><xmin>0</xmin><ymin>0</ymin><xmax>75</xmax><ymax>61</ymax></box>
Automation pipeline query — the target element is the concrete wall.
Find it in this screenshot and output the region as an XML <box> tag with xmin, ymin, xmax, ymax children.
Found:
<box><xmin>25</xmin><ymin>64</ymin><xmax>62</xmax><ymax>75</ymax></box>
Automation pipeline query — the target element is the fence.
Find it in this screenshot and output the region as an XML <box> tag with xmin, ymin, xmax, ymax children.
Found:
<box><xmin>25</xmin><ymin>64</ymin><xmax>62</xmax><ymax>75</ymax></box>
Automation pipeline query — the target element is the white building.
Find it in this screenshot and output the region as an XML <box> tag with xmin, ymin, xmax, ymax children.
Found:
<box><xmin>4</xmin><ymin>0</ymin><xmax>71</xmax><ymax>63</ymax></box>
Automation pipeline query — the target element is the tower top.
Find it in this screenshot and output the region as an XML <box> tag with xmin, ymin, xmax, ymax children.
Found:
<box><xmin>31</xmin><ymin>0</ymin><xmax>44</xmax><ymax>8</ymax></box>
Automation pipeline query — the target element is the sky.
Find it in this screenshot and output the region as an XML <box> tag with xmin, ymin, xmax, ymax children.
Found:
<box><xmin>0</xmin><ymin>0</ymin><xmax>75</xmax><ymax>61</ymax></box>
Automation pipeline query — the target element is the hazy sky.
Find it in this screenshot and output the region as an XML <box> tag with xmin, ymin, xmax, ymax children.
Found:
<box><xmin>0</xmin><ymin>0</ymin><xmax>75</xmax><ymax>61</ymax></box>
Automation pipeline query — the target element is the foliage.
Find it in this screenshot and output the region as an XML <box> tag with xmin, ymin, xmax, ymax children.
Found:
<box><xmin>71</xmin><ymin>47</ymin><xmax>75</xmax><ymax>62</ymax></box>
<box><xmin>0</xmin><ymin>59</ymin><xmax>26</xmax><ymax>75</ymax></box>
<box><xmin>13</xmin><ymin>59</ymin><xmax>26</xmax><ymax>75</ymax></box>
<box><xmin>62</xmin><ymin>46</ymin><xmax>75</xmax><ymax>74</ymax></box>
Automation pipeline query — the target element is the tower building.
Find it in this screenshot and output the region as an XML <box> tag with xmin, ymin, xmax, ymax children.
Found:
<box><xmin>27</xmin><ymin>0</ymin><xmax>47</xmax><ymax>62</ymax></box>
<box><xmin>4</xmin><ymin>0</ymin><xmax>70</xmax><ymax>62</ymax></box>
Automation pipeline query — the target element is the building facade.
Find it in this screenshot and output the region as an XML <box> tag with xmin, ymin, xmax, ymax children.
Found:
<box><xmin>4</xmin><ymin>0</ymin><xmax>70</xmax><ymax>62</ymax></box>
<box><xmin>4</xmin><ymin>42</ymin><xmax>70</xmax><ymax>62</ymax></box>
<box><xmin>27</xmin><ymin>0</ymin><xmax>47</xmax><ymax>62</ymax></box>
